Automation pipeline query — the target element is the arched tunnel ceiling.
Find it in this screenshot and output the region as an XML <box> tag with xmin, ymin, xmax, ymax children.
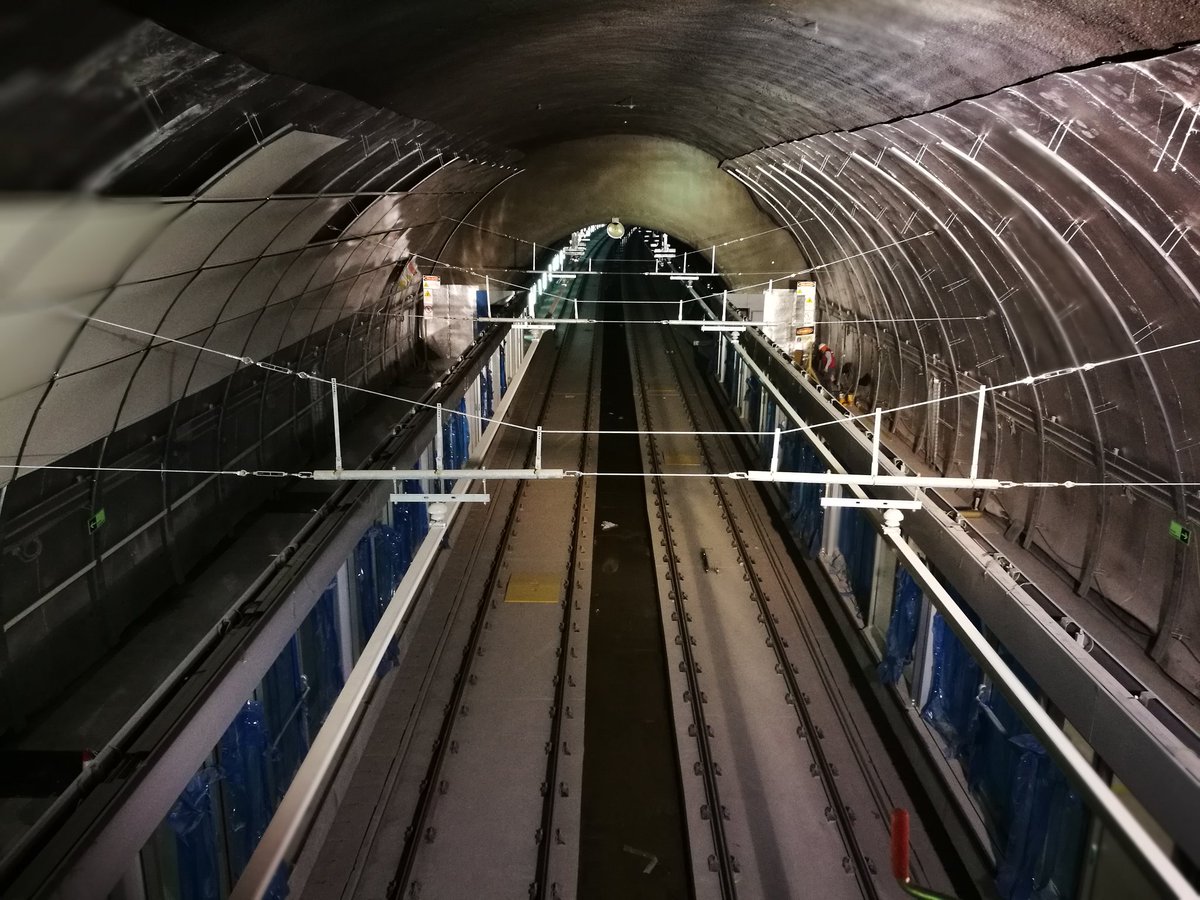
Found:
<box><xmin>3</xmin><ymin>1</ymin><xmax>1200</xmax><ymax>702</ymax></box>
<box><xmin>437</xmin><ymin>135</ymin><xmax>806</xmax><ymax>283</ymax></box>
<box><xmin>118</xmin><ymin>0</ymin><xmax>1200</xmax><ymax>157</ymax></box>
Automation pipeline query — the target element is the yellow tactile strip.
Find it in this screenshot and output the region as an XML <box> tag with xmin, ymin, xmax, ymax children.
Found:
<box><xmin>504</xmin><ymin>572</ymin><xmax>561</xmax><ymax>603</ymax></box>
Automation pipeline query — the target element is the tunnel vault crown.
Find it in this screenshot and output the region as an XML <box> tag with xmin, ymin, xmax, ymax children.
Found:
<box><xmin>117</xmin><ymin>0</ymin><xmax>1200</xmax><ymax>157</ymax></box>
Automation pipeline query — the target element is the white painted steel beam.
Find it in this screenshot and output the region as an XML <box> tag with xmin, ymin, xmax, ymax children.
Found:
<box><xmin>747</xmin><ymin>471</ymin><xmax>1003</xmax><ymax>490</ymax></box>
<box><xmin>389</xmin><ymin>493</ymin><xmax>490</xmax><ymax>503</ymax></box>
<box><xmin>820</xmin><ymin>497</ymin><xmax>923</xmax><ymax>510</ymax></box>
<box><xmin>311</xmin><ymin>467</ymin><xmax>565</xmax><ymax>481</ymax></box>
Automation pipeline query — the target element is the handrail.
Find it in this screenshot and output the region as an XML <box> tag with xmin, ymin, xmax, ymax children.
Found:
<box><xmin>230</xmin><ymin>312</ymin><xmax>554</xmax><ymax>900</ymax></box>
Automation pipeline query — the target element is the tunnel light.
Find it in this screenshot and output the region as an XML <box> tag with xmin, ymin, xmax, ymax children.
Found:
<box><xmin>606</xmin><ymin>217</ymin><xmax>625</xmax><ymax>239</ymax></box>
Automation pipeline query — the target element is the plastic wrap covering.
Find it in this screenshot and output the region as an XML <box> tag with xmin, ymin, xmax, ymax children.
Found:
<box><xmin>300</xmin><ymin>585</ymin><xmax>344</xmax><ymax>730</ymax></box>
<box><xmin>354</xmin><ymin>516</ymin><xmax>422</xmax><ymax>668</ymax></box>
<box><xmin>971</xmin><ymin>690</ymin><xmax>1030</xmax><ymax>840</ymax></box>
<box><xmin>966</xmin><ymin>657</ymin><xmax>1088</xmax><ymax>900</ymax></box>
<box><xmin>261</xmin><ymin>637</ymin><xmax>310</xmax><ymax>802</ymax></box>
<box><xmin>878</xmin><ymin>566</ymin><xmax>922</xmax><ymax>685</ymax></box>
<box><xmin>921</xmin><ymin>606</ymin><xmax>983</xmax><ymax>758</ymax></box>
<box><xmin>166</xmin><ymin>767</ymin><xmax>223</xmax><ymax>900</ymax></box>
<box><xmin>355</xmin><ymin>524</ymin><xmax>407</xmax><ymax>640</ymax></box>
<box><xmin>722</xmin><ymin>348</ymin><xmax>738</xmax><ymax>400</ymax></box>
<box><xmin>498</xmin><ymin>344</ymin><xmax>508</xmax><ymax>397</ymax></box>
<box><xmin>781</xmin><ymin>433</ymin><xmax>824</xmax><ymax>558</ymax></box>
<box><xmin>441</xmin><ymin>397</ymin><xmax>471</xmax><ymax>490</ymax></box>
<box><xmin>218</xmin><ymin>701</ymin><xmax>273</xmax><ymax>880</ymax></box>
<box><xmin>994</xmin><ymin>733</ymin><xmax>1087</xmax><ymax>900</ymax></box>
<box><xmin>744</xmin><ymin>372</ymin><xmax>761</xmax><ymax>425</ymax></box>
<box><xmin>836</xmin><ymin>507</ymin><xmax>877</xmax><ymax>618</ymax></box>
<box><xmin>759</xmin><ymin>397</ymin><xmax>776</xmax><ymax>460</ymax></box>
<box><xmin>480</xmin><ymin>365</ymin><xmax>495</xmax><ymax>423</ymax></box>
<box><xmin>392</xmin><ymin>480</ymin><xmax>430</xmax><ymax>552</ymax></box>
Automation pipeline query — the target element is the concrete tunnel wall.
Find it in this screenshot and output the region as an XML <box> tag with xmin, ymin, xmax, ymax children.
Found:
<box><xmin>721</xmin><ymin>44</ymin><xmax>1200</xmax><ymax>699</ymax></box>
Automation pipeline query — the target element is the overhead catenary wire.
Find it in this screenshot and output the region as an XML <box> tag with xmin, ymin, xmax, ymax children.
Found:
<box><xmin>12</xmin><ymin>456</ymin><xmax>1200</xmax><ymax>496</ymax></box>
<box><xmin>25</xmin><ymin>236</ymin><xmax>1200</xmax><ymax>500</ymax></box>
<box><xmin>61</xmin><ymin>282</ymin><xmax>1200</xmax><ymax>448</ymax></box>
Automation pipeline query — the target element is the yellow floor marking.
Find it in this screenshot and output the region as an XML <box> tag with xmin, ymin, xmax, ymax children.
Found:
<box><xmin>666</xmin><ymin>452</ymin><xmax>701</xmax><ymax>466</ymax></box>
<box><xmin>505</xmin><ymin>572</ymin><xmax>560</xmax><ymax>603</ymax></box>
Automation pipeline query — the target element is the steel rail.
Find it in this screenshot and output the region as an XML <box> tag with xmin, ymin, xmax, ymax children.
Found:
<box><xmin>531</xmin><ymin>268</ymin><xmax>602</xmax><ymax>900</ymax></box>
<box><xmin>625</xmin><ymin>264</ymin><xmax>739</xmax><ymax>900</ymax></box>
<box><xmin>656</xmin><ymin>311</ymin><xmax>881</xmax><ymax>900</ymax></box>
<box><xmin>387</xmin><ymin>282</ymin><xmax>592</xmax><ymax>900</ymax></box>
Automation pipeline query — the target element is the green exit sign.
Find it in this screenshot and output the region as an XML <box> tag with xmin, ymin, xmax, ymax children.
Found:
<box><xmin>1170</xmin><ymin>520</ymin><xmax>1191</xmax><ymax>545</ymax></box>
<box><xmin>88</xmin><ymin>509</ymin><xmax>106</xmax><ymax>533</ymax></box>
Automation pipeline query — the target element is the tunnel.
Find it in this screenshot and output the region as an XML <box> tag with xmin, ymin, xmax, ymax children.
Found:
<box><xmin>2</xmin><ymin>2</ymin><xmax>1200</xmax><ymax>898</ymax></box>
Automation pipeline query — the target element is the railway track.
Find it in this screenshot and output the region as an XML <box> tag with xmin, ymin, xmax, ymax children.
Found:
<box><xmin>622</xmin><ymin>243</ymin><xmax>894</xmax><ymax>899</ymax></box>
<box><xmin>623</xmin><ymin>269</ymin><xmax>739</xmax><ymax>900</ymax></box>
<box><xmin>655</xmin><ymin>318</ymin><xmax>884</xmax><ymax>900</ymax></box>
<box><xmin>385</xmin><ymin>274</ymin><xmax>601</xmax><ymax>900</ymax></box>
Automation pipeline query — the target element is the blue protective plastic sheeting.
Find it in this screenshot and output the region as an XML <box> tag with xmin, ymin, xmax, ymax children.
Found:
<box><xmin>393</xmin><ymin>477</ymin><xmax>430</xmax><ymax>551</ymax></box>
<box><xmin>722</xmin><ymin>350</ymin><xmax>739</xmax><ymax>401</ymax></box>
<box><xmin>837</xmin><ymin>507</ymin><xmax>877</xmax><ymax>617</ymax></box>
<box><xmin>441</xmin><ymin>397</ymin><xmax>471</xmax><ymax>490</ymax></box>
<box><xmin>355</xmin><ymin>515</ymin><xmax>424</xmax><ymax>666</ymax></box>
<box><xmin>744</xmin><ymin>372</ymin><xmax>761</xmax><ymax>425</ymax></box>
<box><xmin>962</xmin><ymin>653</ymin><xmax>1087</xmax><ymax>900</ymax></box>
<box><xmin>498</xmin><ymin>344</ymin><xmax>508</xmax><ymax>396</ymax></box>
<box><xmin>480</xmin><ymin>366</ymin><xmax>494</xmax><ymax>422</ymax></box>
<box><xmin>355</xmin><ymin>524</ymin><xmax>407</xmax><ymax>640</ymax></box>
<box><xmin>994</xmin><ymin>736</ymin><xmax>1087</xmax><ymax>900</ymax></box>
<box><xmin>166</xmin><ymin>767</ymin><xmax>223</xmax><ymax>900</ymax></box>
<box><xmin>266</xmin><ymin>865</ymin><xmax>291</xmax><ymax>900</ymax></box>
<box><xmin>760</xmin><ymin>398</ymin><xmax>776</xmax><ymax>460</ymax></box>
<box><xmin>218</xmin><ymin>700</ymin><xmax>273</xmax><ymax>881</ymax></box>
<box><xmin>261</xmin><ymin>637</ymin><xmax>310</xmax><ymax>802</ymax></box>
<box><xmin>969</xmin><ymin>654</ymin><xmax>1040</xmax><ymax>833</ymax></box>
<box><xmin>921</xmin><ymin>607</ymin><xmax>983</xmax><ymax>757</ymax></box>
<box><xmin>878</xmin><ymin>566</ymin><xmax>922</xmax><ymax>684</ymax></box>
<box><xmin>302</xmin><ymin>585</ymin><xmax>344</xmax><ymax>729</ymax></box>
<box><xmin>1030</xmin><ymin>773</ymin><xmax>1087</xmax><ymax>900</ymax></box>
<box><xmin>781</xmin><ymin>432</ymin><xmax>824</xmax><ymax>558</ymax></box>
<box><xmin>970</xmin><ymin>692</ymin><xmax>1027</xmax><ymax>838</ymax></box>
<box><xmin>354</xmin><ymin>532</ymin><xmax>382</xmax><ymax>641</ymax></box>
